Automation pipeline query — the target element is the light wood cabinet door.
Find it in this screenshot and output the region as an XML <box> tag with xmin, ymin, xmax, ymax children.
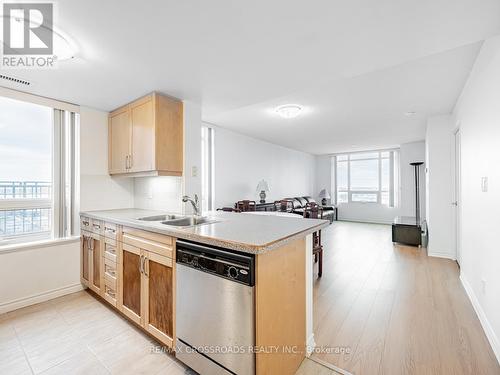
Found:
<box><xmin>109</xmin><ymin>107</ymin><xmax>131</xmax><ymax>174</ymax></box>
<box><xmin>80</xmin><ymin>232</ymin><xmax>91</xmax><ymax>286</ymax></box>
<box><xmin>88</xmin><ymin>234</ymin><xmax>103</xmax><ymax>295</ymax></box>
<box><xmin>143</xmin><ymin>251</ymin><xmax>175</xmax><ymax>347</ymax></box>
<box><xmin>130</xmin><ymin>97</ymin><xmax>155</xmax><ymax>173</ymax></box>
<box><xmin>120</xmin><ymin>243</ymin><xmax>143</xmax><ymax>324</ymax></box>
<box><xmin>108</xmin><ymin>93</ymin><xmax>183</xmax><ymax>177</ymax></box>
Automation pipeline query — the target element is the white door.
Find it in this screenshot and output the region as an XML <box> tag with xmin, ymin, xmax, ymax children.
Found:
<box><xmin>453</xmin><ymin>129</ymin><xmax>462</xmax><ymax>265</ymax></box>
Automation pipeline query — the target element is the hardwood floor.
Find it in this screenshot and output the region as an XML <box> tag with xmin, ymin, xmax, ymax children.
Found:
<box><xmin>312</xmin><ymin>221</ymin><xmax>500</xmax><ymax>375</ymax></box>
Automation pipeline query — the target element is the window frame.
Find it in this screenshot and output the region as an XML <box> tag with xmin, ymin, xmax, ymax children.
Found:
<box><xmin>333</xmin><ymin>149</ymin><xmax>399</xmax><ymax>206</ymax></box>
<box><xmin>201</xmin><ymin>124</ymin><xmax>215</xmax><ymax>213</ymax></box>
<box><xmin>0</xmin><ymin>94</ymin><xmax>79</xmax><ymax>247</ymax></box>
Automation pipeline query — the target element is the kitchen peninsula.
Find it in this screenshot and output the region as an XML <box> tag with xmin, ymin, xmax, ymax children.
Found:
<box><xmin>80</xmin><ymin>208</ymin><xmax>328</xmax><ymax>375</ymax></box>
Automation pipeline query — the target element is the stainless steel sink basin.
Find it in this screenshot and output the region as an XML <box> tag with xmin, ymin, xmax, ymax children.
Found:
<box><xmin>161</xmin><ymin>216</ymin><xmax>216</xmax><ymax>227</ymax></box>
<box><xmin>137</xmin><ymin>214</ymin><xmax>182</xmax><ymax>222</ymax></box>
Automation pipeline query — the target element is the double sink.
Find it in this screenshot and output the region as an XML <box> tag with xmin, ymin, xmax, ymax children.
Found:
<box><xmin>136</xmin><ymin>214</ymin><xmax>216</xmax><ymax>227</ymax></box>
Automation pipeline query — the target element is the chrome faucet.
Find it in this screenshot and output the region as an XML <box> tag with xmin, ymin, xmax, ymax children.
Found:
<box><xmin>182</xmin><ymin>194</ymin><xmax>200</xmax><ymax>216</ymax></box>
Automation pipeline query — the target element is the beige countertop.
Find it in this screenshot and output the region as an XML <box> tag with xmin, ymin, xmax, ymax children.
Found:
<box><xmin>80</xmin><ymin>208</ymin><xmax>329</xmax><ymax>254</ymax></box>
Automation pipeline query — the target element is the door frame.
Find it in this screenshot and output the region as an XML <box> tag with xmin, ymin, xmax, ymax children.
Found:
<box><xmin>453</xmin><ymin>127</ymin><xmax>462</xmax><ymax>265</ymax></box>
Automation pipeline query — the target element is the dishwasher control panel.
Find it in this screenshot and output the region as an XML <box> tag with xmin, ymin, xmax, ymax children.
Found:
<box><xmin>176</xmin><ymin>240</ymin><xmax>255</xmax><ymax>286</ymax></box>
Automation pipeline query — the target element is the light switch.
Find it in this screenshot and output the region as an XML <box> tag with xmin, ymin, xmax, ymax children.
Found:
<box><xmin>191</xmin><ymin>166</ymin><xmax>198</xmax><ymax>177</ymax></box>
<box><xmin>481</xmin><ymin>177</ymin><xmax>488</xmax><ymax>192</ymax></box>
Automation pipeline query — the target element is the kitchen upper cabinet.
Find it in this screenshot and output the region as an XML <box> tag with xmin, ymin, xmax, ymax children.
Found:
<box><xmin>109</xmin><ymin>107</ymin><xmax>131</xmax><ymax>174</ymax></box>
<box><xmin>108</xmin><ymin>93</ymin><xmax>183</xmax><ymax>177</ymax></box>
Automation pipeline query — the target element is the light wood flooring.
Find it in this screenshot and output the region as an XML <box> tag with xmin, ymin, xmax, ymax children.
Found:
<box><xmin>312</xmin><ymin>221</ymin><xmax>500</xmax><ymax>375</ymax></box>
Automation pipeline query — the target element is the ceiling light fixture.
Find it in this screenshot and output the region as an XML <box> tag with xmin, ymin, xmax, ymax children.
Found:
<box><xmin>275</xmin><ymin>104</ymin><xmax>302</xmax><ymax>119</ymax></box>
<box><xmin>1</xmin><ymin>14</ymin><xmax>77</xmax><ymax>61</ymax></box>
<box><xmin>404</xmin><ymin>111</ymin><xmax>417</xmax><ymax>117</ymax></box>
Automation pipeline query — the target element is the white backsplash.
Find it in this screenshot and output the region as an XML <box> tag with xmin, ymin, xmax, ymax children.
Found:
<box><xmin>134</xmin><ymin>176</ymin><xmax>183</xmax><ymax>213</ymax></box>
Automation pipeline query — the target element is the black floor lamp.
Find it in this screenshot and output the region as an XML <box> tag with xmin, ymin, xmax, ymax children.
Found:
<box><xmin>391</xmin><ymin>161</ymin><xmax>424</xmax><ymax>247</ymax></box>
<box><xmin>410</xmin><ymin>161</ymin><xmax>424</xmax><ymax>224</ymax></box>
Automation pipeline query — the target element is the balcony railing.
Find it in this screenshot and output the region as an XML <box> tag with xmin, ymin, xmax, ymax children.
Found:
<box><xmin>0</xmin><ymin>181</ymin><xmax>52</xmax><ymax>239</ymax></box>
<box><xmin>0</xmin><ymin>181</ymin><xmax>52</xmax><ymax>199</ymax></box>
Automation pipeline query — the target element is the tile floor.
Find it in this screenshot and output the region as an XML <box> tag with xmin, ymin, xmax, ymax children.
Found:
<box><xmin>0</xmin><ymin>291</ymin><xmax>192</xmax><ymax>375</ymax></box>
<box><xmin>1</xmin><ymin>290</ymin><xmax>339</xmax><ymax>375</ymax></box>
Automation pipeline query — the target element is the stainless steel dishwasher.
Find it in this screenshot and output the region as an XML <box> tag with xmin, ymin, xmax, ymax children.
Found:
<box><xmin>176</xmin><ymin>240</ymin><xmax>255</xmax><ymax>375</ymax></box>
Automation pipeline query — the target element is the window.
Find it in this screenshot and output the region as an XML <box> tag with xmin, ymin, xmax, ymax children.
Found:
<box><xmin>201</xmin><ymin>125</ymin><xmax>215</xmax><ymax>213</ymax></box>
<box><xmin>0</xmin><ymin>95</ymin><xmax>78</xmax><ymax>245</ymax></box>
<box><xmin>333</xmin><ymin>150</ymin><xmax>399</xmax><ymax>206</ymax></box>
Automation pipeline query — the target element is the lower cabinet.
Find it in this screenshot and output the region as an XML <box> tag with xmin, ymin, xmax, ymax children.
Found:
<box><xmin>81</xmin><ymin>231</ymin><xmax>103</xmax><ymax>295</ymax></box>
<box><xmin>121</xmin><ymin>243</ymin><xmax>143</xmax><ymax>324</ymax></box>
<box><xmin>119</xmin><ymin>241</ymin><xmax>175</xmax><ymax>348</ymax></box>
<box><xmin>80</xmin><ymin>219</ymin><xmax>175</xmax><ymax>350</ymax></box>
<box><xmin>143</xmin><ymin>251</ymin><xmax>175</xmax><ymax>347</ymax></box>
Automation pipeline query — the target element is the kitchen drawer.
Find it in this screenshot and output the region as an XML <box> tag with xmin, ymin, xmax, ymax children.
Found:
<box><xmin>103</xmin><ymin>284</ymin><xmax>117</xmax><ymax>307</ymax></box>
<box><xmin>103</xmin><ymin>238</ymin><xmax>117</xmax><ymax>262</ymax></box>
<box><xmin>122</xmin><ymin>227</ymin><xmax>173</xmax><ymax>259</ymax></box>
<box><xmin>104</xmin><ymin>273</ymin><xmax>117</xmax><ymax>290</ymax></box>
<box><xmin>80</xmin><ymin>217</ymin><xmax>91</xmax><ymax>231</ymax></box>
<box><xmin>122</xmin><ymin>227</ymin><xmax>173</xmax><ymax>246</ymax></box>
<box><xmin>104</xmin><ymin>257</ymin><xmax>117</xmax><ymax>279</ymax></box>
<box><xmin>103</xmin><ymin>222</ymin><xmax>118</xmax><ymax>239</ymax></box>
<box><xmin>91</xmin><ymin>219</ymin><xmax>104</xmax><ymax>235</ymax></box>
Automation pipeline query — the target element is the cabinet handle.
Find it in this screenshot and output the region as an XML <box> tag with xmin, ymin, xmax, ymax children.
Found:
<box><xmin>144</xmin><ymin>257</ymin><xmax>149</xmax><ymax>277</ymax></box>
<box><xmin>93</xmin><ymin>223</ymin><xmax>101</xmax><ymax>230</ymax></box>
<box><xmin>125</xmin><ymin>155</ymin><xmax>129</xmax><ymax>170</ymax></box>
<box><xmin>105</xmin><ymin>227</ymin><xmax>116</xmax><ymax>234</ymax></box>
<box><xmin>139</xmin><ymin>254</ymin><xmax>144</xmax><ymax>274</ymax></box>
<box><xmin>82</xmin><ymin>220</ymin><xmax>90</xmax><ymax>226</ymax></box>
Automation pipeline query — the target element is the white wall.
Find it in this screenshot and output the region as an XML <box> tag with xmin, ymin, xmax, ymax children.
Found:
<box><xmin>399</xmin><ymin>141</ymin><xmax>426</xmax><ymax>218</ymax></box>
<box><xmin>212</xmin><ymin>125</ymin><xmax>316</xmax><ymax>208</ymax></box>
<box><xmin>315</xmin><ymin>155</ymin><xmax>332</xmax><ymax>203</ymax></box>
<box><xmin>318</xmin><ymin>141</ymin><xmax>426</xmax><ymax>224</ymax></box>
<box><xmin>132</xmin><ymin>101</ymin><xmax>201</xmax><ymax>214</ymax></box>
<box><xmin>453</xmin><ymin>35</ymin><xmax>500</xmax><ymax>363</ymax></box>
<box><xmin>183</xmin><ymin>102</ymin><xmax>202</xmax><ymax>213</ymax></box>
<box><xmin>0</xmin><ymin>106</ymin><xmax>136</xmax><ymax>313</ymax></box>
<box><xmin>425</xmin><ymin>115</ymin><xmax>455</xmax><ymax>258</ymax></box>
<box><xmin>79</xmin><ymin>107</ymin><xmax>135</xmax><ymax>211</ymax></box>
<box><xmin>134</xmin><ymin>177</ymin><xmax>183</xmax><ymax>212</ymax></box>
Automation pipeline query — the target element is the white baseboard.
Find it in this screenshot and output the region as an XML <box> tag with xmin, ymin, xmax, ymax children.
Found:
<box><xmin>306</xmin><ymin>333</ymin><xmax>316</xmax><ymax>356</ymax></box>
<box><xmin>0</xmin><ymin>283</ymin><xmax>84</xmax><ymax>314</ymax></box>
<box><xmin>460</xmin><ymin>274</ymin><xmax>500</xmax><ymax>365</ymax></box>
<box><xmin>339</xmin><ymin>218</ymin><xmax>393</xmax><ymax>225</ymax></box>
<box><xmin>427</xmin><ymin>250</ymin><xmax>456</xmax><ymax>260</ymax></box>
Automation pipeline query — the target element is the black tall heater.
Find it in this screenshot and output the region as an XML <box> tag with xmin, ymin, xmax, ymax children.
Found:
<box><xmin>392</xmin><ymin>161</ymin><xmax>424</xmax><ymax>247</ymax></box>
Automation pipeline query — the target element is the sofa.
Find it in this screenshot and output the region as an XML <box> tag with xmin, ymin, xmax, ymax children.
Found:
<box><xmin>285</xmin><ymin>196</ymin><xmax>337</xmax><ymax>223</ymax></box>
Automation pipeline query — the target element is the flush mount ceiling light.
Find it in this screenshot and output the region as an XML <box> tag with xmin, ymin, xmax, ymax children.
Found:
<box><xmin>275</xmin><ymin>104</ymin><xmax>302</xmax><ymax>119</ymax></box>
<box><xmin>404</xmin><ymin>111</ymin><xmax>417</xmax><ymax>117</ymax></box>
<box><xmin>1</xmin><ymin>14</ymin><xmax>77</xmax><ymax>61</ymax></box>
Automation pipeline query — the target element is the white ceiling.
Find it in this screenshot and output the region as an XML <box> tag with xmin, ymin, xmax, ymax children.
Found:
<box><xmin>1</xmin><ymin>0</ymin><xmax>500</xmax><ymax>154</ymax></box>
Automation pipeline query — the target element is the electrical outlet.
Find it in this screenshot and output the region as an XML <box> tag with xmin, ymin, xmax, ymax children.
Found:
<box><xmin>191</xmin><ymin>166</ymin><xmax>198</xmax><ymax>177</ymax></box>
<box><xmin>481</xmin><ymin>278</ymin><xmax>487</xmax><ymax>294</ymax></box>
<box><xmin>481</xmin><ymin>177</ymin><xmax>488</xmax><ymax>192</ymax></box>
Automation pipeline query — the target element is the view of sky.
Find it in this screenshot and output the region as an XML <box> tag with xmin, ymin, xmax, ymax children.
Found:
<box><xmin>0</xmin><ymin>96</ymin><xmax>52</xmax><ymax>182</ymax></box>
